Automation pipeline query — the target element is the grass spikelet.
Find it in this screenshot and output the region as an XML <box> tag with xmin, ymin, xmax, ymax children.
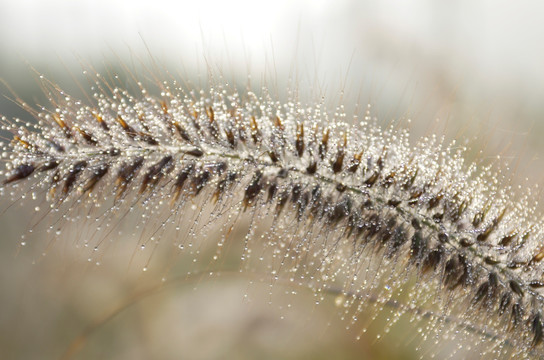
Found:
<box><xmin>2</xmin><ymin>65</ymin><xmax>544</xmax><ymax>359</ymax></box>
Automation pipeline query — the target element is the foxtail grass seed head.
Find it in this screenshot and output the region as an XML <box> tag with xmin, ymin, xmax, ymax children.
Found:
<box><xmin>2</xmin><ymin>66</ymin><xmax>544</xmax><ymax>359</ymax></box>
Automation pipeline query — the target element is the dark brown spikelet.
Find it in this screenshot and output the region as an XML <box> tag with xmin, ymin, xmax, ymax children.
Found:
<box><xmin>62</xmin><ymin>161</ymin><xmax>86</xmax><ymax>195</ymax></box>
<box><xmin>3</xmin><ymin>164</ymin><xmax>35</xmax><ymax>184</ymax></box>
<box><xmin>172</xmin><ymin>163</ymin><xmax>195</xmax><ymax>202</ymax></box>
<box><xmin>140</xmin><ymin>156</ymin><xmax>174</xmax><ymax>194</ymax></box>
<box><xmin>295</xmin><ymin>122</ymin><xmax>305</xmax><ymax>157</ymax></box>
<box><xmin>243</xmin><ymin>170</ymin><xmax>263</xmax><ymax>209</ymax></box>
<box><xmin>83</xmin><ymin>164</ymin><xmax>109</xmax><ymax>193</ymax></box>
<box><xmin>115</xmin><ymin>157</ymin><xmax>144</xmax><ymax>199</ymax></box>
<box><xmin>2</xmin><ymin>69</ymin><xmax>544</xmax><ymax>360</ymax></box>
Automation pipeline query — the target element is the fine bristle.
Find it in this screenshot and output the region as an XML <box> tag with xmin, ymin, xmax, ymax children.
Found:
<box><xmin>2</xmin><ymin>67</ymin><xmax>544</xmax><ymax>359</ymax></box>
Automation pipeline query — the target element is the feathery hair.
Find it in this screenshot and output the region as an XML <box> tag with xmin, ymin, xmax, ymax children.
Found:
<box><xmin>2</xmin><ymin>66</ymin><xmax>544</xmax><ymax>359</ymax></box>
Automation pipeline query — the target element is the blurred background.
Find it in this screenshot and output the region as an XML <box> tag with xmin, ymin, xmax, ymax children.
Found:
<box><xmin>1</xmin><ymin>0</ymin><xmax>544</xmax><ymax>359</ymax></box>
